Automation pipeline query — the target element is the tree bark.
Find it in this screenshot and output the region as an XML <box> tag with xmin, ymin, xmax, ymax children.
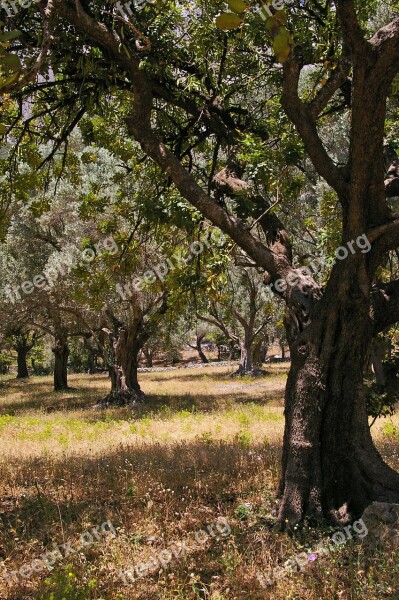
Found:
<box><xmin>13</xmin><ymin>330</ymin><xmax>41</xmax><ymax>379</ymax></box>
<box><xmin>237</xmin><ymin>339</ymin><xmax>253</xmax><ymax>375</ymax></box>
<box><xmin>370</xmin><ymin>343</ymin><xmax>386</xmax><ymax>388</ymax></box>
<box><xmin>253</xmin><ymin>338</ymin><xmax>268</xmax><ymax>366</ymax></box>
<box><xmin>87</xmin><ymin>351</ymin><xmax>96</xmax><ymax>375</ymax></box>
<box><xmin>278</xmin><ymin>259</ymin><xmax>399</xmax><ymax>526</ymax></box>
<box><xmin>16</xmin><ymin>347</ymin><xmax>29</xmax><ymax>379</ymax></box>
<box><xmin>280</xmin><ymin>339</ymin><xmax>286</xmax><ymax>360</ymax></box>
<box><xmin>102</xmin><ymin>324</ymin><xmax>145</xmax><ymax>405</ymax></box>
<box><xmin>53</xmin><ymin>333</ymin><xmax>69</xmax><ymax>391</ymax></box>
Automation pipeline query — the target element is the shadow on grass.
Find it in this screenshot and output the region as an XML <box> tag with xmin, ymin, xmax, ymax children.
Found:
<box><xmin>0</xmin><ymin>385</ymin><xmax>105</xmax><ymax>415</ymax></box>
<box><xmin>146</xmin><ymin>369</ymin><xmax>280</xmax><ymax>383</ymax></box>
<box><xmin>0</xmin><ymin>439</ymin><xmax>282</xmax><ymax>551</ymax></box>
<box><xmin>0</xmin><ymin>374</ymin><xmax>283</xmax><ymax>418</ymax></box>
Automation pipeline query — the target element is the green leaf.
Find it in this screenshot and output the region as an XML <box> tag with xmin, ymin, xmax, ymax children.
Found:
<box><xmin>274</xmin><ymin>10</ymin><xmax>288</xmax><ymax>25</ymax></box>
<box><xmin>216</xmin><ymin>12</ymin><xmax>243</xmax><ymax>30</ymax></box>
<box><xmin>0</xmin><ymin>30</ymin><xmax>21</xmax><ymax>42</ymax></box>
<box><xmin>0</xmin><ymin>123</ymin><xmax>7</xmax><ymax>134</ymax></box>
<box><xmin>2</xmin><ymin>53</ymin><xmax>21</xmax><ymax>71</ymax></box>
<box><xmin>0</xmin><ymin>71</ymin><xmax>19</xmax><ymax>87</ymax></box>
<box><xmin>265</xmin><ymin>16</ymin><xmax>280</xmax><ymax>37</ymax></box>
<box><xmin>271</xmin><ymin>27</ymin><xmax>292</xmax><ymax>62</ymax></box>
<box><xmin>228</xmin><ymin>0</ymin><xmax>248</xmax><ymax>14</ymax></box>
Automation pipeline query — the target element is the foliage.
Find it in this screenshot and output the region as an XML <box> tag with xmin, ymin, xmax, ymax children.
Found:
<box><xmin>366</xmin><ymin>349</ymin><xmax>399</xmax><ymax>426</ymax></box>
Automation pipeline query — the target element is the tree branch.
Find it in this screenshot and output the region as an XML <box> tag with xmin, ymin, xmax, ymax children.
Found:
<box><xmin>335</xmin><ymin>0</ymin><xmax>370</xmax><ymax>56</ymax></box>
<box><xmin>2</xmin><ymin>0</ymin><xmax>59</xmax><ymax>94</ymax></box>
<box><xmin>126</xmin><ymin>82</ymin><xmax>288</xmax><ymax>278</ymax></box>
<box><xmin>281</xmin><ymin>57</ymin><xmax>348</xmax><ymax>197</ymax></box>
<box><xmin>370</xmin><ymin>17</ymin><xmax>399</xmax><ymax>80</ymax></box>
<box><xmin>309</xmin><ymin>56</ymin><xmax>351</xmax><ymax>119</ymax></box>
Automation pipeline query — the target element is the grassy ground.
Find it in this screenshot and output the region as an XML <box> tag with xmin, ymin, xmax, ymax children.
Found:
<box><xmin>0</xmin><ymin>365</ymin><xmax>398</xmax><ymax>600</ymax></box>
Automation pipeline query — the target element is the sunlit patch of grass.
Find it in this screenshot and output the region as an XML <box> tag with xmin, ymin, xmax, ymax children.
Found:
<box><xmin>382</xmin><ymin>420</ymin><xmax>399</xmax><ymax>441</ymax></box>
<box><xmin>0</xmin><ymin>414</ymin><xmax>16</xmax><ymax>430</ymax></box>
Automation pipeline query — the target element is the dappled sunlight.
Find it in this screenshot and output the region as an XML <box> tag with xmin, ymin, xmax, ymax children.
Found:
<box><xmin>0</xmin><ymin>366</ymin><xmax>398</xmax><ymax>598</ymax></box>
<box><xmin>0</xmin><ymin>367</ymin><xmax>286</xmax><ymax>460</ymax></box>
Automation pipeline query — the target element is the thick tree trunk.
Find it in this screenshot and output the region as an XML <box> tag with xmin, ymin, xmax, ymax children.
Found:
<box><xmin>279</xmin><ymin>262</ymin><xmax>399</xmax><ymax>526</ymax></box>
<box><xmin>100</xmin><ymin>325</ymin><xmax>145</xmax><ymax>406</ymax></box>
<box><xmin>83</xmin><ymin>337</ymin><xmax>97</xmax><ymax>374</ymax></box>
<box><xmin>16</xmin><ymin>347</ymin><xmax>29</xmax><ymax>379</ymax></box>
<box><xmin>236</xmin><ymin>340</ymin><xmax>253</xmax><ymax>375</ymax></box>
<box><xmin>53</xmin><ymin>335</ymin><xmax>69</xmax><ymax>391</ymax></box>
<box><xmin>13</xmin><ymin>331</ymin><xmax>37</xmax><ymax>379</ymax></box>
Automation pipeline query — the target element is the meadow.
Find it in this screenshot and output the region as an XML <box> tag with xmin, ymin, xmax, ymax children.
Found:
<box><xmin>0</xmin><ymin>364</ymin><xmax>398</xmax><ymax>599</ymax></box>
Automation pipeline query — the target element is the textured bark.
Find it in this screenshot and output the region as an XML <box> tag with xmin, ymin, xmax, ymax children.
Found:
<box><xmin>237</xmin><ymin>340</ymin><xmax>253</xmax><ymax>375</ymax></box>
<box><xmin>101</xmin><ymin>324</ymin><xmax>145</xmax><ymax>406</ymax></box>
<box><xmin>279</xmin><ymin>259</ymin><xmax>399</xmax><ymax>525</ymax></box>
<box><xmin>99</xmin><ymin>294</ymin><xmax>167</xmax><ymax>405</ymax></box>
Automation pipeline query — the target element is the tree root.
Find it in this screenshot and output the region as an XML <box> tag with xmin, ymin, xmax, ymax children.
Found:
<box><xmin>94</xmin><ymin>388</ymin><xmax>145</xmax><ymax>408</ymax></box>
<box><xmin>230</xmin><ymin>368</ymin><xmax>268</xmax><ymax>378</ymax></box>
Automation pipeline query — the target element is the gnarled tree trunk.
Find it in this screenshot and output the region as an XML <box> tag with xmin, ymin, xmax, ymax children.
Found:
<box><xmin>99</xmin><ymin>293</ymin><xmax>168</xmax><ymax>406</ymax></box>
<box><xmin>103</xmin><ymin>324</ymin><xmax>145</xmax><ymax>405</ymax></box>
<box><xmin>278</xmin><ymin>256</ymin><xmax>399</xmax><ymax>525</ymax></box>
<box><xmin>12</xmin><ymin>329</ymin><xmax>42</xmax><ymax>379</ymax></box>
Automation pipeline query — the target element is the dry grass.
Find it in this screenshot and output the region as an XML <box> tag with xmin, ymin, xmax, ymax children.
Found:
<box><xmin>0</xmin><ymin>365</ymin><xmax>398</xmax><ymax>600</ymax></box>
